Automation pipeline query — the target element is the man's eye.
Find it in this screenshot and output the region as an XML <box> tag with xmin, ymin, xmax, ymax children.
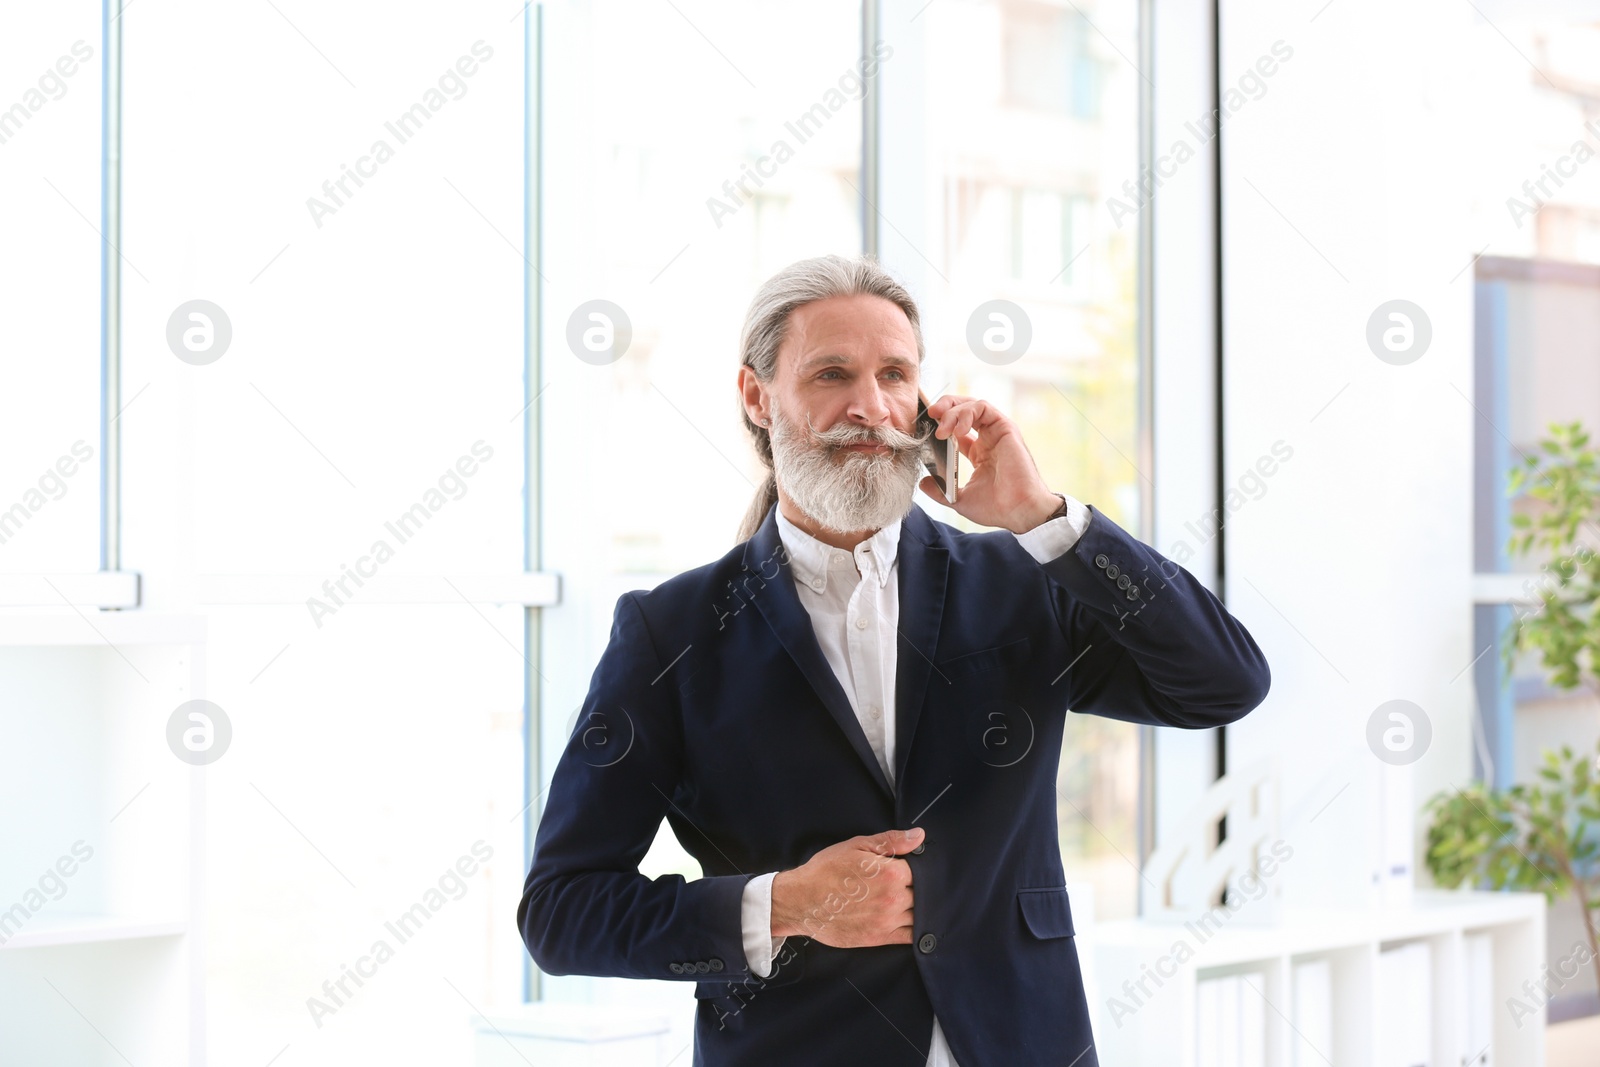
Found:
<box><xmin>819</xmin><ymin>369</ymin><xmax>905</xmax><ymax>380</ymax></box>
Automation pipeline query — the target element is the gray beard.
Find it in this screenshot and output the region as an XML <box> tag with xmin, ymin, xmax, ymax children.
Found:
<box><xmin>769</xmin><ymin>400</ymin><xmax>926</xmax><ymax>535</ymax></box>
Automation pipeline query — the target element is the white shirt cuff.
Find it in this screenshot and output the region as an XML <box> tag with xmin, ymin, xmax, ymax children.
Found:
<box><xmin>740</xmin><ymin>872</ymin><xmax>787</xmax><ymax>978</ymax></box>
<box><xmin>1012</xmin><ymin>494</ymin><xmax>1091</xmax><ymax>563</ymax></box>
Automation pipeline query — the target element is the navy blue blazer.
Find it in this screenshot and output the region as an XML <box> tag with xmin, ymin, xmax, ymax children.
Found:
<box><xmin>518</xmin><ymin>501</ymin><xmax>1269</xmax><ymax>1066</ymax></box>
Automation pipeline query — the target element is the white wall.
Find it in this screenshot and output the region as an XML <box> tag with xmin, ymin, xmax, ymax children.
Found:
<box><xmin>1216</xmin><ymin>0</ymin><xmax>1486</xmax><ymax>907</ymax></box>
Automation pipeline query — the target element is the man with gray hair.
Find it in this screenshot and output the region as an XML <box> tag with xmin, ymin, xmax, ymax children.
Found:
<box><xmin>519</xmin><ymin>254</ymin><xmax>1270</xmax><ymax>1065</ymax></box>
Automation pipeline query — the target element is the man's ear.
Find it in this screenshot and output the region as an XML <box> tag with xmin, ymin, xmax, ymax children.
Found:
<box><xmin>737</xmin><ymin>366</ymin><xmax>769</xmax><ymax>426</ymax></box>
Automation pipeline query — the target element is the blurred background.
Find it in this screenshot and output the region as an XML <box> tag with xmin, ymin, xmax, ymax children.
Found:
<box><xmin>1</xmin><ymin>0</ymin><xmax>1598</xmax><ymax>1064</ymax></box>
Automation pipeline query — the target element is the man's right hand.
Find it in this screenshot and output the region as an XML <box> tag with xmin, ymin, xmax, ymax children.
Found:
<box><xmin>769</xmin><ymin>827</ymin><xmax>923</xmax><ymax>947</ymax></box>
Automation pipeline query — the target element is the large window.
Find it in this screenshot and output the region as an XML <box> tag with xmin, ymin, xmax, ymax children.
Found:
<box><xmin>2</xmin><ymin>1</ymin><xmax>1148</xmax><ymax>1061</ymax></box>
<box><xmin>0</xmin><ymin>4</ymin><xmax>102</xmax><ymax>571</ymax></box>
<box><xmin>1467</xmin><ymin>11</ymin><xmax>1600</xmax><ymax>1023</ymax></box>
<box><xmin>905</xmin><ymin>0</ymin><xmax>1145</xmax><ymax>922</ymax></box>
<box><xmin>534</xmin><ymin>3</ymin><xmax>1148</xmax><ymax>1037</ymax></box>
<box><xmin>533</xmin><ymin>0</ymin><xmax>868</xmax><ymax>1024</ymax></box>
<box><xmin>6</xmin><ymin>4</ymin><xmax>533</xmax><ymax>1063</ymax></box>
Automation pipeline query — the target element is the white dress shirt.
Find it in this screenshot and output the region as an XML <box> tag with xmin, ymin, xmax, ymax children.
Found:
<box><xmin>739</xmin><ymin>495</ymin><xmax>1091</xmax><ymax>1067</ymax></box>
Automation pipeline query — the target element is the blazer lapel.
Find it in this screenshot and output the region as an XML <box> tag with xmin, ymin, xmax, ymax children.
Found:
<box><xmin>891</xmin><ymin>506</ymin><xmax>948</xmax><ymax>788</ymax></box>
<box><xmin>742</xmin><ymin>504</ymin><xmax>895</xmax><ymax>799</ymax></box>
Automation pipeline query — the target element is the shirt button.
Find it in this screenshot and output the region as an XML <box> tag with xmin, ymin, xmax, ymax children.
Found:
<box><xmin>868</xmin><ymin>705</ymin><xmax>881</xmax><ymax>719</ymax></box>
<box><xmin>855</xmin><ymin>618</ymin><xmax>868</xmax><ymax>630</ymax></box>
<box><xmin>810</xmin><ymin>577</ymin><xmax>824</xmax><ymax>591</ymax></box>
<box><xmin>918</xmin><ymin>933</ymin><xmax>937</xmax><ymax>954</ymax></box>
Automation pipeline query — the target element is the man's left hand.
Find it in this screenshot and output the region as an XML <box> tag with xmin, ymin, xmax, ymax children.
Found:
<box><xmin>920</xmin><ymin>394</ymin><xmax>1062</xmax><ymax>535</ymax></box>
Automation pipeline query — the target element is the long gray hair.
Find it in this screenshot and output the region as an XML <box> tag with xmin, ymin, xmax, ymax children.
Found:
<box><xmin>734</xmin><ymin>254</ymin><xmax>925</xmax><ymax>543</ymax></box>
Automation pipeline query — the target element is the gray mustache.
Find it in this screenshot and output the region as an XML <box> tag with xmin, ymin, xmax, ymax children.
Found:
<box><xmin>810</xmin><ymin>425</ymin><xmax>930</xmax><ymax>453</ymax></box>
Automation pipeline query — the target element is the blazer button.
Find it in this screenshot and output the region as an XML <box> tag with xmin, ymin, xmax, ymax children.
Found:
<box><xmin>695</xmin><ymin>961</ymin><xmax>711</xmax><ymax>973</ymax></box>
<box><xmin>709</xmin><ymin>957</ymin><xmax>725</xmax><ymax>973</ymax></box>
<box><xmin>669</xmin><ymin>962</ymin><xmax>684</xmax><ymax>974</ymax></box>
<box><xmin>910</xmin><ymin>842</ymin><xmax>925</xmax><ymax>855</ymax></box>
<box><xmin>917</xmin><ymin>933</ymin><xmax>937</xmax><ymax>954</ymax></box>
<box><xmin>1094</xmin><ymin>554</ymin><xmax>1110</xmax><ymax>569</ymax></box>
<box><xmin>1117</xmin><ymin>574</ymin><xmax>1131</xmax><ymax>590</ymax></box>
<box><xmin>1126</xmin><ymin>587</ymin><xmax>1140</xmax><ymax>600</ymax></box>
<box><xmin>1106</xmin><ymin>564</ymin><xmax>1120</xmax><ymax>580</ymax></box>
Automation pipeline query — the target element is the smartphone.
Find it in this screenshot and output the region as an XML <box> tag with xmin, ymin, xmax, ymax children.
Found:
<box><xmin>916</xmin><ymin>392</ymin><xmax>959</xmax><ymax>505</ymax></box>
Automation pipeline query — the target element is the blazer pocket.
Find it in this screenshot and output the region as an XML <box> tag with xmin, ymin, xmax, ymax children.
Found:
<box><xmin>693</xmin><ymin>938</ymin><xmax>807</xmax><ymax>1000</ymax></box>
<box><xmin>934</xmin><ymin>635</ymin><xmax>1032</xmax><ymax>678</ymax></box>
<box><xmin>1016</xmin><ymin>886</ymin><xmax>1076</xmax><ymax>939</ymax></box>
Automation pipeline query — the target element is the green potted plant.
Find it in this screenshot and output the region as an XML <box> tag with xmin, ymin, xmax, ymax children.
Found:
<box><xmin>1424</xmin><ymin>420</ymin><xmax>1600</xmax><ymax>996</ymax></box>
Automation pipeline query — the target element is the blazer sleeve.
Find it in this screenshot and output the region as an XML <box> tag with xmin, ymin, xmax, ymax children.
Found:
<box><xmin>516</xmin><ymin>590</ymin><xmax>754</xmax><ymax>980</ymax></box>
<box><xmin>1038</xmin><ymin>504</ymin><xmax>1271</xmax><ymax>729</ymax></box>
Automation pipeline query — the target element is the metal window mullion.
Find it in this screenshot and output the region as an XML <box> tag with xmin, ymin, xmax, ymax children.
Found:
<box><xmin>522</xmin><ymin>1</ymin><xmax>546</xmax><ymax>1006</ymax></box>
<box><xmin>861</xmin><ymin>0</ymin><xmax>880</xmax><ymax>257</ymax></box>
<box><xmin>100</xmin><ymin>0</ymin><xmax>124</xmax><ymax>586</ymax></box>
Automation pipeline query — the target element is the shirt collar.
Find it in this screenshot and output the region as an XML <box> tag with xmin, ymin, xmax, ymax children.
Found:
<box><xmin>774</xmin><ymin>505</ymin><xmax>901</xmax><ymax>594</ymax></box>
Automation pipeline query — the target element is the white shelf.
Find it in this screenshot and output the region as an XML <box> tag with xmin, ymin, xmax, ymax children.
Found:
<box><xmin>1087</xmin><ymin>890</ymin><xmax>1546</xmax><ymax>1066</ymax></box>
<box><xmin>0</xmin><ymin>612</ymin><xmax>207</xmax><ymax>1064</ymax></box>
<box><xmin>0</xmin><ymin>610</ymin><xmax>203</xmax><ymax>646</ymax></box>
<box><xmin>471</xmin><ymin>1004</ymin><xmax>673</xmax><ymax>1067</ymax></box>
<box><xmin>1092</xmin><ymin>890</ymin><xmax>1544</xmax><ymax>967</ymax></box>
<box><xmin>0</xmin><ymin>913</ymin><xmax>187</xmax><ymax>950</ymax></box>
<box><xmin>0</xmin><ymin>572</ymin><xmax>141</xmax><ymax>609</ymax></box>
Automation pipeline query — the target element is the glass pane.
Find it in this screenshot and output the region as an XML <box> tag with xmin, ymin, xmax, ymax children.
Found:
<box><xmin>919</xmin><ymin>0</ymin><xmax>1143</xmax><ymax>921</ymax></box>
<box><xmin>0</xmin><ymin>6</ymin><xmax>103</xmax><ymax>571</ymax></box>
<box><xmin>538</xmin><ymin>0</ymin><xmax>863</xmax><ymax>577</ymax></box>
<box><xmin>1466</xmin><ymin>9</ymin><xmax>1600</xmax><ymax>1022</ymax></box>
<box><xmin>536</xmin><ymin>0</ymin><xmax>863</xmax><ymax>851</ymax></box>
<box><xmin>1464</xmin><ymin>19</ymin><xmax>1600</xmax><ymax>268</ymax></box>
<box><xmin>114</xmin><ymin>3</ymin><xmax>531</xmax><ymax>1061</ymax></box>
<box><xmin>203</xmin><ymin>604</ymin><xmax>528</xmax><ymax>1061</ymax></box>
<box><xmin>1467</xmin><ymin>17</ymin><xmax>1600</xmax><ymax>780</ymax></box>
<box><xmin>123</xmin><ymin>8</ymin><xmax>528</xmax><ymax>577</ymax></box>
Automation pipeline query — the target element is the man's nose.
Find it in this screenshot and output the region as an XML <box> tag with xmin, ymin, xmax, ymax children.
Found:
<box><xmin>845</xmin><ymin>379</ymin><xmax>894</xmax><ymax>431</ymax></box>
